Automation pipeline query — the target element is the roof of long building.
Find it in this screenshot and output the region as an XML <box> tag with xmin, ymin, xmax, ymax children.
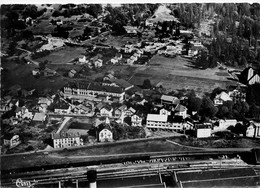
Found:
<box><xmin>65</xmin><ymin>82</ymin><xmax>124</xmax><ymax>94</ymax></box>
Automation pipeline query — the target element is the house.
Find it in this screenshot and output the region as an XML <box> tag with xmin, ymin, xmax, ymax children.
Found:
<box><xmin>3</xmin><ymin>134</ymin><xmax>21</xmax><ymax>148</ymax></box>
<box><xmin>100</xmin><ymin>106</ymin><xmax>113</xmax><ymax>117</ymax></box>
<box><xmin>146</xmin><ymin>114</ymin><xmax>168</xmax><ymax>130</ymax></box>
<box><xmin>111</xmin><ymin>57</ymin><xmax>119</xmax><ymax>64</ymax></box>
<box><xmin>56</xmin><ymin>19</ymin><xmax>63</xmax><ymax>25</ymax></box>
<box><xmin>15</xmin><ymin>106</ymin><xmax>33</xmax><ymax>120</ymax></box>
<box><xmin>32</xmin><ymin>69</ymin><xmax>40</xmax><ymax>76</ymax></box>
<box><xmin>94</xmin><ymin>59</ymin><xmax>103</xmax><ymax>68</ymax></box>
<box><xmin>127</xmin><ymin>58</ymin><xmax>135</xmax><ymax>65</ymax></box>
<box><xmin>78</xmin><ymin>55</ymin><xmax>86</xmax><ymax>63</ymax></box>
<box><xmin>109</xmin><ymin>78</ymin><xmax>134</xmax><ymax>91</ymax></box>
<box><xmin>68</xmin><ymin>69</ymin><xmax>77</xmax><ymax>78</ymax></box>
<box><xmin>42</xmin><ymin>68</ymin><xmax>56</xmax><ymax>77</ymax></box>
<box><xmin>196</xmin><ymin>124</ymin><xmax>212</xmax><ymax>138</ymax></box>
<box><xmin>175</xmin><ymin>104</ymin><xmax>188</xmax><ymax>118</ymax></box>
<box><xmin>99</xmin><ymin>127</ymin><xmax>113</xmax><ymax>142</ymax></box>
<box><xmin>38</xmin><ymin>97</ymin><xmax>52</xmax><ymax>112</ymax></box>
<box><xmin>239</xmin><ymin>67</ymin><xmax>260</xmax><ymax>85</ymax></box>
<box><xmin>214</xmin><ymin>119</ymin><xmax>237</xmax><ymax>131</ymax></box>
<box><xmin>131</xmin><ymin>114</ymin><xmax>142</xmax><ymax>127</ymax></box>
<box><xmin>161</xmin><ymin>95</ymin><xmax>180</xmax><ymax>106</ymax></box>
<box><xmin>74</xmin><ymin>104</ymin><xmax>91</xmax><ymax>114</ymax></box>
<box><xmin>159</xmin><ymin>108</ymin><xmax>171</xmax><ymax>116</ymax></box>
<box><xmin>123</xmin><ymin>26</ymin><xmax>138</xmax><ymax>35</ymax></box>
<box><xmin>136</xmin><ymin>98</ymin><xmax>147</xmax><ymax>106</ymax></box>
<box><xmin>246</xmin><ymin>121</ymin><xmax>260</xmax><ymax>138</ymax></box>
<box><xmin>214</xmin><ymin>91</ymin><xmax>232</xmax><ymax>106</ymax></box>
<box><xmin>54</xmin><ymin>102</ymin><xmax>71</xmax><ymax>114</ymax></box>
<box><xmin>32</xmin><ymin>112</ymin><xmax>46</xmax><ymax>122</ymax></box>
<box><xmin>125</xmin><ymin>107</ymin><xmax>136</xmax><ymax>117</ymax></box>
<box><xmin>52</xmin><ymin>132</ymin><xmax>82</xmax><ymax>149</ymax></box>
<box><xmin>130</xmin><ymin>55</ymin><xmax>138</xmax><ymax>62</ymax></box>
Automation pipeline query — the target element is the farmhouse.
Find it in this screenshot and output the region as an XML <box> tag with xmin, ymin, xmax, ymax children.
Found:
<box><xmin>174</xmin><ymin>104</ymin><xmax>188</xmax><ymax>119</ymax></box>
<box><xmin>78</xmin><ymin>55</ymin><xmax>87</xmax><ymax>64</ymax></box>
<box><xmin>213</xmin><ymin>91</ymin><xmax>232</xmax><ymax>106</ymax></box>
<box><xmin>159</xmin><ymin>108</ymin><xmax>171</xmax><ymax>116</ymax></box>
<box><xmin>3</xmin><ymin>134</ymin><xmax>21</xmax><ymax>148</ymax></box>
<box><xmin>100</xmin><ymin>106</ymin><xmax>113</xmax><ymax>117</ymax></box>
<box><xmin>131</xmin><ymin>114</ymin><xmax>142</xmax><ymax>127</ymax></box>
<box><xmin>94</xmin><ymin>59</ymin><xmax>103</xmax><ymax>68</ymax></box>
<box><xmin>161</xmin><ymin>95</ymin><xmax>180</xmax><ymax>106</ymax></box>
<box><xmin>54</xmin><ymin>102</ymin><xmax>71</xmax><ymax>114</ymax></box>
<box><xmin>246</xmin><ymin>121</ymin><xmax>260</xmax><ymax>138</ymax></box>
<box><xmin>99</xmin><ymin>126</ymin><xmax>113</xmax><ymax>142</ymax></box>
<box><xmin>68</xmin><ymin>69</ymin><xmax>77</xmax><ymax>78</ymax></box>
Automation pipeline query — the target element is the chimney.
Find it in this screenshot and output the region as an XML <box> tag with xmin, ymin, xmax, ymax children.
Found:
<box><xmin>87</xmin><ymin>169</ymin><xmax>97</xmax><ymax>188</ymax></box>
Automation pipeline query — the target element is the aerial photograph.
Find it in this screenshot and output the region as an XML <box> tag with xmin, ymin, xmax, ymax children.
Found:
<box><xmin>1</xmin><ymin>2</ymin><xmax>260</xmax><ymax>188</ymax></box>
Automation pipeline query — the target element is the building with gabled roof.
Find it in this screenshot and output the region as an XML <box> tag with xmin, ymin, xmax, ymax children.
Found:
<box><xmin>108</xmin><ymin>78</ymin><xmax>134</xmax><ymax>91</ymax></box>
<box><xmin>131</xmin><ymin>114</ymin><xmax>142</xmax><ymax>127</ymax></box>
<box><xmin>239</xmin><ymin>67</ymin><xmax>260</xmax><ymax>85</ymax></box>
<box><xmin>214</xmin><ymin>91</ymin><xmax>232</xmax><ymax>106</ymax></box>
<box><xmin>63</xmin><ymin>82</ymin><xmax>125</xmax><ymax>102</ymax></box>
<box><xmin>146</xmin><ymin>114</ymin><xmax>168</xmax><ymax>130</ymax></box>
<box><xmin>161</xmin><ymin>95</ymin><xmax>180</xmax><ymax>106</ymax></box>
<box><xmin>174</xmin><ymin>104</ymin><xmax>188</xmax><ymax>118</ymax></box>
<box><xmin>4</xmin><ymin>134</ymin><xmax>21</xmax><ymax>148</ymax></box>
<box><xmin>100</xmin><ymin>105</ymin><xmax>113</xmax><ymax>117</ymax></box>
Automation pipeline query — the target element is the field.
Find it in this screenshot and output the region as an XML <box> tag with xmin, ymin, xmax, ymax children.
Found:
<box><xmin>1</xmin><ymin>61</ymin><xmax>68</xmax><ymax>91</ymax></box>
<box><xmin>35</xmin><ymin>46</ymin><xmax>86</xmax><ymax>64</ymax></box>
<box><xmin>2</xmin><ymin>136</ymin><xmax>259</xmax><ymax>171</ymax></box>
<box><xmin>128</xmin><ymin>55</ymin><xmax>236</xmax><ymax>93</ymax></box>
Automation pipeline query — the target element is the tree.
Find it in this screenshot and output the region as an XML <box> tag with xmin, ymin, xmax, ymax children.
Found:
<box><xmin>187</xmin><ymin>95</ymin><xmax>202</xmax><ymax>112</ymax></box>
<box><xmin>142</xmin><ymin>79</ymin><xmax>152</xmax><ymax>89</ymax></box>
<box><xmin>86</xmin><ymin>4</ymin><xmax>102</xmax><ymax>18</ymax></box>
<box><xmin>200</xmin><ymin>97</ymin><xmax>218</xmax><ymax>118</ymax></box>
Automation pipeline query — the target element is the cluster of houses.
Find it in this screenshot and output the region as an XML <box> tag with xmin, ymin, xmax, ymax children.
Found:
<box><xmin>77</xmin><ymin>54</ymin><xmax>103</xmax><ymax>68</ymax></box>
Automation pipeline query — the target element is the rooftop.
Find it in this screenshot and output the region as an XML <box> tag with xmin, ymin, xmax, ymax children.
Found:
<box><xmin>147</xmin><ymin>114</ymin><xmax>168</xmax><ymax>122</ymax></box>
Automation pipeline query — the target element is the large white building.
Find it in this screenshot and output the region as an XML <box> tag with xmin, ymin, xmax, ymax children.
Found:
<box><xmin>63</xmin><ymin>82</ymin><xmax>125</xmax><ymax>102</ymax></box>
<box><xmin>146</xmin><ymin>114</ymin><xmax>168</xmax><ymax>129</ymax></box>
<box><xmin>52</xmin><ymin>133</ymin><xmax>83</xmax><ymax>149</ymax></box>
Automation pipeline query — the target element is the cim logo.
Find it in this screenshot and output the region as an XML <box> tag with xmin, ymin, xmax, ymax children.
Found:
<box><xmin>16</xmin><ymin>178</ymin><xmax>38</xmax><ymax>188</ymax></box>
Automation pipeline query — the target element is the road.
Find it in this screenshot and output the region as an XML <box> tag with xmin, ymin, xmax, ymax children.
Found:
<box><xmin>16</xmin><ymin>47</ymin><xmax>40</xmax><ymax>66</ymax></box>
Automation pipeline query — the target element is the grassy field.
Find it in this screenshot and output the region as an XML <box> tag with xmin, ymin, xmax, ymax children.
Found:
<box><xmin>2</xmin><ymin>136</ymin><xmax>259</xmax><ymax>171</ymax></box>
<box><xmin>102</xmin><ymin>35</ymin><xmax>140</xmax><ymax>49</ymax></box>
<box><xmin>128</xmin><ymin>55</ymin><xmax>236</xmax><ymax>93</ymax></box>
<box><xmin>2</xmin><ymin>61</ymin><xmax>68</xmax><ymax>91</ymax></box>
<box><xmin>35</xmin><ymin>46</ymin><xmax>86</xmax><ymax>64</ymax></box>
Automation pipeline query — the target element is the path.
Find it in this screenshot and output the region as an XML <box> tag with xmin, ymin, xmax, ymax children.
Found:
<box><xmin>56</xmin><ymin>116</ymin><xmax>72</xmax><ymax>134</ymax></box>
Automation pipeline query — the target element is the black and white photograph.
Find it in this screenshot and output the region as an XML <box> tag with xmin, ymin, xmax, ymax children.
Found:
<box><xmin>1</xmin><ymin>2</ymin><xmax>260</xmax><ymax>188</ymax></box>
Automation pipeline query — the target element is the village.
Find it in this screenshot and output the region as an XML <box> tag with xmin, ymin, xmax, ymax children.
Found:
<box><xmin>1</xmin><ymin>63</ymin><xmax>260</xmax><ymax>153</ymax></box>
<box><xmin>1</xmin><ymin>4</ymin><xmax>260</xmax><ymax>154</ymax></box>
